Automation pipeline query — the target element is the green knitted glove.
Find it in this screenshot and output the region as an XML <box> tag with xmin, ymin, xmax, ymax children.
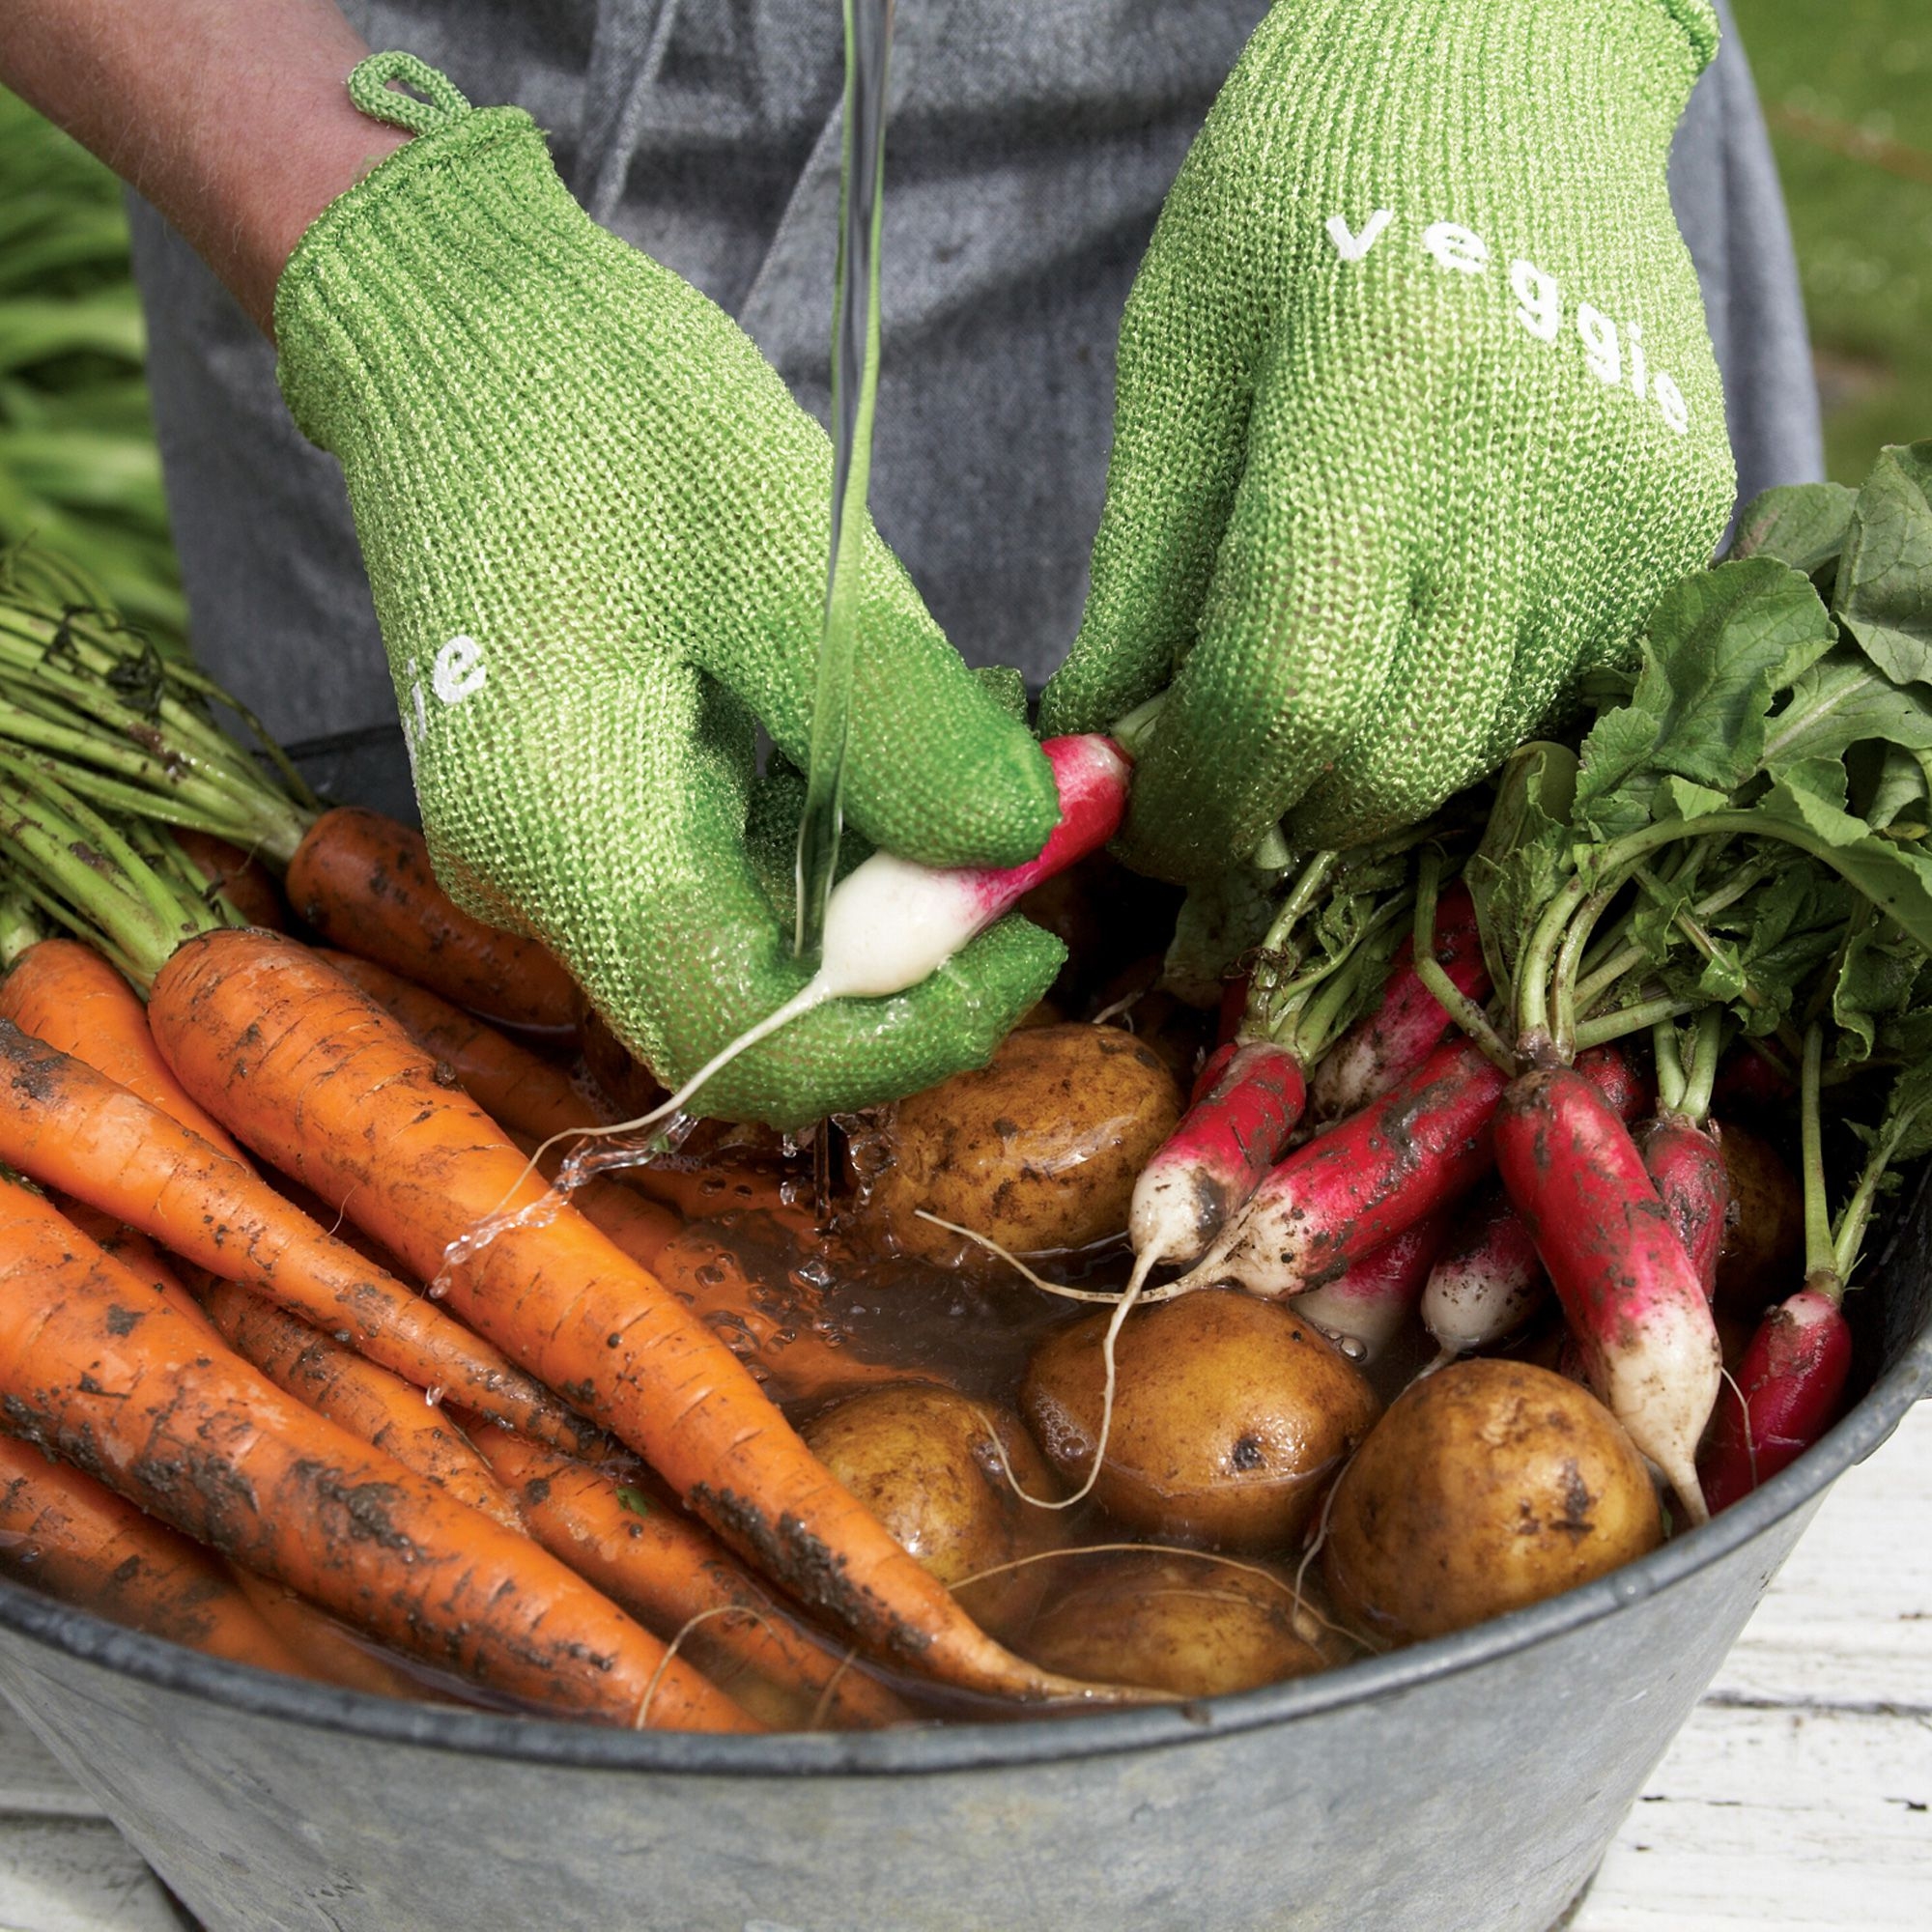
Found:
<box><xmin>1041</xmin><ymin>0</ymin><xmax>1736</xmax><ymax>878</ymax></box>
<box><xmin>274</xmin><ymin>55</ymin><xmax>1063</xmax><ymax>1129</ymax></box>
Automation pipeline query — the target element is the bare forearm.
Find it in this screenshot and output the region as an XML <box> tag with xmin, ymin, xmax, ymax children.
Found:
<box><xmin>1</xmin><ymin>0</ymin><xmax>407</xmax><ymax>333</ymax></box>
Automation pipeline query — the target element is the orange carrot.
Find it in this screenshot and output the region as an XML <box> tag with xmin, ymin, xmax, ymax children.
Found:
<box><xmin>559</xmin><ymin>1171</ymin><xmax>683</xmax><ymax>1273</ymax></box>
<box><xmin>194</xmin><ymin>1274</ymin><xmax>526</xmax><ymax>1533</ymax></box>
<box><xmin>296</xmin><ymin>963</ymin><xmax>682</xmax><ymax>1269</ymax></box>
<box><xmin>0</xmin><ymin>937</ymin><xmax>246</xmax><ymax>1160</ymax></box>
<box><xmin>319</xmin><ymin>950</ymin><xmax>601</xmax><ymax>1143</ymax></box>
<box><xmin>0</xmin><ymin>1433</ymin><xmax>309</xmax><ymax>1677</ymax></box>
<box><xmin>221</xmin><ymin>1565</ymin><xmax>431</xmax><ymax>1700</ymax></box>
<box><xmin>0</xmin><ymin>1018</ymin><xmax>602</xmax><ymax>1460</ymax></box>
<box><xmin>466</xmin><ymin>1421</ymin><xmax>908</xmax><ymax>1729</ymax></box>
<box><xmin>313</xmin><ymin>956</ymin><xmax>787</xmax><ymax>1262</ymax></box>
<box><xmin>174</xmin><ymin>830</ymin><xmax>288</xmax><ymax>932</ymax></box>
<box><xmin>286</xmin><ymin>808</ymin><xmax>577</xmax><ymax>1029</ymax></box>
<box><xmin>150</xmin><ymin>929</ymin><xmax>1138</xmax><ymax>1706</ymax></box>
<box><xmin>43</xmin><ymin>1195</ymin><xmax>219</xmax><ymax>1340</ymax></box>
<box><xmin>0</xmin><ymin>1179</ymin><xmax>757</xmax><ymax>1730</ymax></box>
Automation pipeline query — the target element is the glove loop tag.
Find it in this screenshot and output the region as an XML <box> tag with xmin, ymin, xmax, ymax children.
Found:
<box><xmin>348</xmin><ymin>52</ymin><xmax>472</xmax><ymax>137</ymax></box>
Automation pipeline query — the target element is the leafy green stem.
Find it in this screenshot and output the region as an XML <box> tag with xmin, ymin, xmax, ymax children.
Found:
<box><xmin>1572</xmin><ymin>992</ymin><xmax>1697</xmax><ymax>1051</ymax></box>
<box><xmin>1258</xmin><ymin>851</ymin><xmax>1339</xmax><ymax>957</ymax></box>
<box><xmin>1680</xmin><ymin>1006</ymin><xmax>1724</xmax><ymax>1123</ymax></box>
<box><xmin>1551</xmin><ymin>867</ymin><xmax>1636</xmax><ymax>1059</ymax></box>
<box><xmin>1653</xmin><ymin>1017</ymin><xmax>1688</xmax><ymax>1115</ymax></box>
<box><xmin>1799</xmin><ymin>1024</ymin><xmax>1835</xmax><ymax>1287</ymax></box>
<box><xmin>0</xmin><ymin>889</ymin><xmax>40</xmax><ymax>970</ymax></box>
<box><xmin>1411</xmin><ymin>847</ymin><xmax>1513</xmax><ymax>1071</ymax></box>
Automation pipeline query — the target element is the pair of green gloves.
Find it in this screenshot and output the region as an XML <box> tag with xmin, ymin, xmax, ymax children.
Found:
<box><xmin>276</xmin><ymin>1</ymin><xmax>1735</xmax><ymax>1130</ymax></box>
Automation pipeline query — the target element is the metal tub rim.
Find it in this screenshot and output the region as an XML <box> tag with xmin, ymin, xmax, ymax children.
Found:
<box><xmin>3</xmin><ymin>1296</ymin><xmax>1925</xmax><ymax>1783</ymax></box>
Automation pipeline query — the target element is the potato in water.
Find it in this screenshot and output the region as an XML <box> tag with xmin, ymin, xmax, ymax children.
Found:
<box><xmin>1012</xmin><ymin>1551</ymin><xmax>1344</xmax><ymax>1698</ymax></box>
<box><xmin>862</xmin><ymin>1023</ymin><xmax>1182</xmax><ymax>1260</ymax></box>
<box><xmin>802</xmin><ymin>1383</ymin><xmax>1062</xmax><ymax>1634</ymax></box>
<box><xmin>1322</xmin><ymin>1358</ymin><xmax>1662</xmax><ymax>1646</ymax></box>
<box><xmin>1021</xmin><ymin>1290</ymin><xmax>1380</xmax><ymax>1550</ymax></box>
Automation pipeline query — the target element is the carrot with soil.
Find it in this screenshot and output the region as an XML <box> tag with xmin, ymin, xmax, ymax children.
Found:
<box><xmin>220</xmin><ymin>1567</ymin><xmax>432</xmax><ymax>1700</ymax></box>
<box><xmin>319</xmin><ymin>951</ymin><xmax>606</xmax><ymax>1144</ymax></box>
<box><xmin>0</xmin><ymin>1432</ymin><xmax>310</xmax><ymax>1677</ymax></box>
<box><xmin>0</xmin><ymin>1176</ymin><xmax>757</xmax><ymax>1730</ymax></box>
<box><xmin>467</xmin><ymin>1421</ymin><xmax>909</xmax><ymax>1729</ymax></box>
<box><xmin>0</xmin><ymin>872</ymin><xmax>246</xmax><ymax>1162</ymax></box>
<box><xmin>193</xmin><ymin>1275</ymin><xmax>526</xmax><ymax>1532</ymax></box>
<box><xmin>0</xmin><ymin>1018</ymin><xmax>600</xmax><ymax>1459</ymax></box>
<box><xmin>147</xmin><ymin>925</ymin><xmax>1147</xmax><ymax>1705</ymax></box>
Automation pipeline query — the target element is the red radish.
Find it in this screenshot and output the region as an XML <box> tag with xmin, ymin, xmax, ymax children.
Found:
<box><xmin>1420</xmin><ymin>1185</ymin><xmax>1545</xmax><ymax>1358</ymax></box>
<box><xmin>1639</xmin><ymin>1116</ymin><xmax>1729</xmax><ymax>1301</ymax></box>
<box><xmin>815</xmin><ymin>736</ymin><xmax>1132</xmax><ymax>999</ymax></box>
<box><xmin>1173</xmin><ymin>1037</ymin><xmax>1511</xmax><ymax>1302</ymax></box>
<box><xmin>1577</xmin><ymin>1044</ymin><xmax>1648</xmax><ymax>1124</ymax></box>
<box><xmin>1421</xmin><ymin>1047</ymin><xmax>1646</xmax><ymax>1357</ymax></box>
<box><xmin>1310</xmin><ymin>883</ymin><xmax>1490</xmax><ymax>1121</ymax></box>
<box><xmin>1190</xmin><ymin>1038</ymin><xmax>1237</xmax><ymax>1108</ymax></box>
<box><xmin>584</xmin><ymin>735</ymin><xmax>1132</xmax><ymax>1132</ymax></box>
<box><xmin>1698</xmin><ymin>1286</ymin><xmax>1853</xmax><ymax>1513</ymax></box>
<box><xmin>1290</xmin><ymin>1208</ymin><xmax>1452</xmax><ymax>1361</ymax></box>
<box><xmin>1695</xmin><ymin>1025</ymin><xmax>1900</xmax><ymax>1516</ymax></box>
<box><xmin>1128</xmin><ymin>1039</ymin><xmax>1305</xmax><ymax>1276</ymax></box>
<box><xmin>1493</xmin><ymin>1063</ymin><xmax>1721</xmax><ymax>1524</ymax></box>
<box><xmin>1112</xmin><ymin>849</ymin><xmax>1419</xmax><ymax>1317</ymax></box>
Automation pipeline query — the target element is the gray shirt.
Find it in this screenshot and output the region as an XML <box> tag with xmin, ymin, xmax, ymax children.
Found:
<box><xmin>127</xmin><ymin>0</ymin><xmax>1822</xmax><ymax>748</ymax></box>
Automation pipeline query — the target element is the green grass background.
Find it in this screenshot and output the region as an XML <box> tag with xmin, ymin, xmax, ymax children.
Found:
<box><xmin>1733</xmin><ymin>0</ymin><xmax>1932</xmax><ymax>485</ymax></box>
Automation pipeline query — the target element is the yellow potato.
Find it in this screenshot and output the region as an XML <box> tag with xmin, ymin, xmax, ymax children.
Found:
<box><xmin>801</xmin><ymin>1382</ymin><xmax>1062</xmax><ymax>1635</ymax></box>
<box><xmin>863</xmin><ymin>1023</ymin><xmax>1183</xmax><ymax>1260</ymax></box>
<box><xmin>1322</xmin><ymin>1358</ymin><xmax>1663</xmax><ymax>1646</ymax></box>
<box><xmin>1012</xmin><ymin>1550</ymin><xmax>1346</xmax><ymax>1698</ymax></box>
<box><xmin>1020</xmin><ymin>1290</ymin><xmax>1381</xmax><ymax>1550</ymax></box>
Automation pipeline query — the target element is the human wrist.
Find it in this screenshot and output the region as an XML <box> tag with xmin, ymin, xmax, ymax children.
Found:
<box><xmin>225</xmin><ymin>72</ymin><xmax>412</xmax><ymax>335</ymax></box>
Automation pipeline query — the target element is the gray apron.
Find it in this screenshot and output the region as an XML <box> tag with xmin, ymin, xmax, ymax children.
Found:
<box><xmin>126</xmin><ymin>0</ymin><xmax>1822</xmax><ymax>746</ymax></box>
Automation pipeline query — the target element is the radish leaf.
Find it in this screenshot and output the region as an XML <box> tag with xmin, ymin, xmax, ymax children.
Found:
<box><xmin>1575</xmin><ymin>558</ymin><xmax>1834</xmax><ymax>836</ymax></box>
<box><xmin>1764</xmin><ymin>648</ymin><xmax>1932</xmax><ymax>776</ymax></box>
<box><xmin>1755</xmin><ymin>762</ymin><xmax>1932</xmax><ymax>950</ymax></box>
<box><xmin>1730</xmin><ymin>480</ymin><xmax>1858</xmax><ymax>582</ymax></box>
<box><xmin>1834</xmin><ymin>442</ymin><xmax>1932</xmax><ymax>688</ymax></box>
<box><xmin>1466</xmin><ymin>739</ymin><xmax>1577</xmax><ymax>997</ymax></box>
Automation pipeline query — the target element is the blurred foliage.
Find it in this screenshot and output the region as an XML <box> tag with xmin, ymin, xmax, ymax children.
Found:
<box><xmin>0</xmin><ymin>89</ymin><xmax>184</xmax><ymax>647</ymax></box>
<box><xmin>1733</xmin><ymin>0</ymin><xmax>1932</xmax><ymax>487</ymax></box>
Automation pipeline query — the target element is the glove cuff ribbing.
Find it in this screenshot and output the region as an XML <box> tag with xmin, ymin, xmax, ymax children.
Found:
<box><xmin>273</xmin><ymin>68</ymin><xmax>563</xmax><ymax>449</ymax></box>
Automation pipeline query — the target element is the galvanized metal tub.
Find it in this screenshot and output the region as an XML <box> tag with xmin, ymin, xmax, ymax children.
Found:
<box><xmin>0</xmin><ymin>729</ymin><xmax>1923</xmax><ymax>1932</ymax></box>
<box><xmin>0</xmin><ymin>1196</ymin><xmax>1923</xmax><ymax>1932</ymax></box>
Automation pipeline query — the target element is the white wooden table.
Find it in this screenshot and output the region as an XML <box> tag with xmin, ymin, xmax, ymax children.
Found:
<box><xmin>1</xmin><ymin>1403</ymin><xmax>1926</xmax><ymax>1932</ymax></box>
